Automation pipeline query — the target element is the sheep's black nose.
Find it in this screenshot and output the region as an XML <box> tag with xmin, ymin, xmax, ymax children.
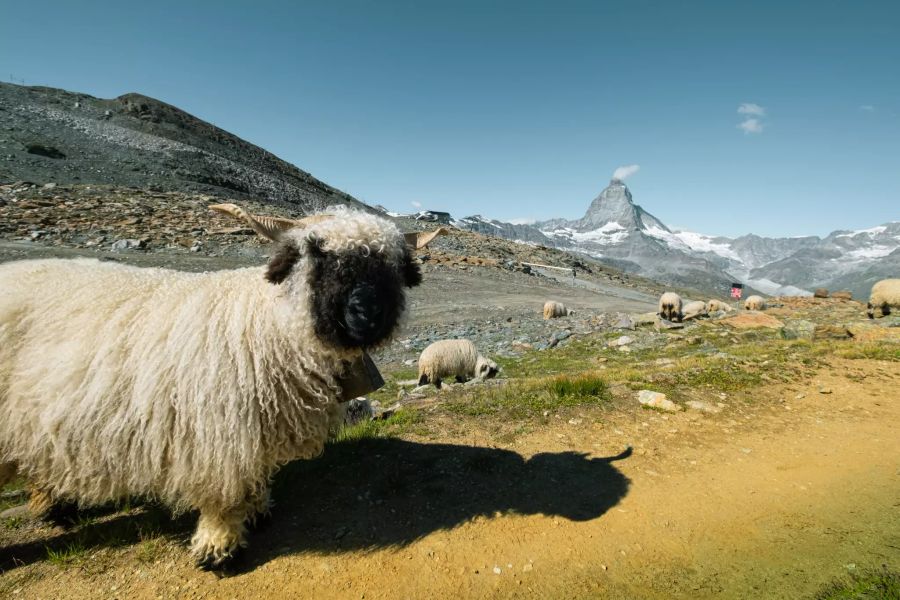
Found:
<box><xmin>343</xmin><ymin>283</ymin><xmax>393</xmax><ymax>346</ymax></box>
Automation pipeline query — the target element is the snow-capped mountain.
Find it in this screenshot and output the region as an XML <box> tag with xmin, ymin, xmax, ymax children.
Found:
<box><xmin>529</xmin><ymin>179</ymin><xmax>744</xmax><ymax>293</ymax></box>
<box><xmin>453</xmin><ymin>179</ymin><xmax>898</xmax><ymax>298</ymax></box>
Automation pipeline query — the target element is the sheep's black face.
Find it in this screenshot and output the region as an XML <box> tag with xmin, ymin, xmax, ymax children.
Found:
<box><xmin>271</xmin><ymin>238</ymin><xmax>421</xmax><ymax>349</ymax></box>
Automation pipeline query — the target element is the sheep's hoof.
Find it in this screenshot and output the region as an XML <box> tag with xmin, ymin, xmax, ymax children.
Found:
<box><xmin>196</xmin><ymin>546</ymin><xmax>243</xmax><ymax>573</ymax></box>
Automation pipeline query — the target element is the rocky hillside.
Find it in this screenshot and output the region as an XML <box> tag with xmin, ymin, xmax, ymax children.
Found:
<box><xmin>0</xmin><ymin>83</ymin><xmax>368</xmax><ymax>214</ymax></box>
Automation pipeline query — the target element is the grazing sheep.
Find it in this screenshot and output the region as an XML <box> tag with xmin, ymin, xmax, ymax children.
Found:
<box><xmin>867</xmin><ymin>278</ymin><xmax>900</xmax><ymax>318</ymax></box>
<box><xmin>814</xmin><ymin>288</ymin><xmax>829</xmax><ymax>298</ymax></box>
<box><xmin>417</xmin><ymin>339</ymin><xmax>498</xmax><ymax>389</ymax></box>
<box><xmin>681</xmin><ymin>300</ymin><xmax>709</xmax><ymax>321</ymax></box>
<box><xmin>543</xmin><ymin>300</ymin><xmax>574</xmax><ymax>320</ymax></box>
<box><xmin>706</xmin><ymin>299</ymin><xmax>732</xmax><ymax>313</ymax></box>
<box><xmin>744</xmin><ymin>295</ymin><xmax>767</xmax><ymax>310</ymax></box>
<box><xmin>0</xmin><ymin>205</ymin><xmax>432</xmax><ymax>568</ymax></box>
<box><xmin>831</xmin><ymin>290</ymin><xmax>852</xmax><ymax>301</ymax></box>
<box><xmin>657</xmin><ymin>292</ymin><xmax>683</xmax><ymax>322</ymax></box>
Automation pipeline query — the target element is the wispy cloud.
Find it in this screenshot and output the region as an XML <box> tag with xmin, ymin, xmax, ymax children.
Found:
<box><xmin>736</xmin><ymin>103</ymin><xmax>766</xmax><ymax>134</ymax></box>
<box><xmin>410</xmin><ymin>200</ymin><xmax>422</xmax><ymax>208</ymax></box>
<box><xmin>509</xmin><ymin>217</ymin><xmax>536</xmax><ymax>225</ymax></box>
<box><xmin>612</xmin><ymin>164</ymin><xmax>640</xmax><ymax>181</ymax></box>
<box><xmin>859</xmin><ymin>104</ymin><xmax>875</xmax><ymax>112</ymax></box>
<box><xmin>737</xmin><ymin>118</ymin><xmax>764</xmax><ymax>134</ymax></box>
<box><xmin>738</xmin><ymin>103</ymin><xmax>766</xmax><ymax>116</ymax></box>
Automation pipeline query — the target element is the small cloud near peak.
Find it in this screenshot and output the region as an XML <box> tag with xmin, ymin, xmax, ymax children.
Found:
<box><xmin>612</xmin><ymin>164</ymin><xmax>640</xmax><ymax>181</ymax></box>
<box><xmin>411</xmin><ymin>200</ymin><xmax>422</xmax><ymax>208</ymax></box>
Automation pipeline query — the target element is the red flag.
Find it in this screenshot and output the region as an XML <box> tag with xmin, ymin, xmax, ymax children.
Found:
<box><xmin>730</xmin><ymin>283</ymin><xmax>743</xmax><ymax>299</ymax></box>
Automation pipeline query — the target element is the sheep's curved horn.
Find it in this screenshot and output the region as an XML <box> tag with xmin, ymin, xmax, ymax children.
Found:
<box><xmin>405</xmin><ymin>227</ymin><xmax>449</xmax><ymax>250</ymax></box>
<box><xmin>210</xmin><ymin>203</ymin><xmax>334</xmax><ymax>241</ymax></box>
<box><xmin>211</xmin><ymin>202</ymin><xmax>447</xmax><ymax>248</ymax></box>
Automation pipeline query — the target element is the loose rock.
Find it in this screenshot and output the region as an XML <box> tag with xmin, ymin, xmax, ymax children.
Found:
<box><xmin>637</xmin><ymin>390</ymin><xmax>681</xmax><ymax>412</ymax></box>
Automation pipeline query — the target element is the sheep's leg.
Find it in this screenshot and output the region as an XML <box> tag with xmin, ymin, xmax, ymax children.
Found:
<box><xmin>191</xmin><ymin>502</ymin><xmax>254</xmax><ymax>568</ymax></box>
<box><xmin>433</xmin><ymin>378</ymin><xmax>442</xmax><ymax>389</ymax></box>
<box><xmin>418</xmin><ymin>374</ymin><xmax>428</xmax><ymax>386</ymax></box>
<box><xmin>455</xmin><ymin>375</ymin><xmax>466</xmax><ymax>383</ymax></box>
<box><xmin>28</xmin><ymin>487</ymin><xmax>54</xmax><ymax>517</ymax></box>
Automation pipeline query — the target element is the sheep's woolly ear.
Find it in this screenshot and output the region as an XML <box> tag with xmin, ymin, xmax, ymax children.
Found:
<box><xmin>265</xmin><ymin>242</ymin><xmax>301</xmax><ymax>284</ymax></box>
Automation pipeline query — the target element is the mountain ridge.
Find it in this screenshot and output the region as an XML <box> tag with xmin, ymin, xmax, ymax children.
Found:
<box><xmin>0</xmin><ymin>82</ymin><xmax>369</xmax><ymax>214</ymax></box>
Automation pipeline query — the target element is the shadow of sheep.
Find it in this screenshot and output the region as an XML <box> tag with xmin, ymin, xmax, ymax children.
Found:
<box><xmin>0</xmin><ymin>440</ymin><xmax>630</xmax><ymax>573</ymax></box>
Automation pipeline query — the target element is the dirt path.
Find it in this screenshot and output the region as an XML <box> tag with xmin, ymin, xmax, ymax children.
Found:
<box><xmin>1</xmin><ymin>359</ymin><xmax>898</xmax><ymax>599</ymax></box>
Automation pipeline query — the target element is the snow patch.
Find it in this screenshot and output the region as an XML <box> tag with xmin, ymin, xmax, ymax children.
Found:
<box><xmin>843</xmin><ymin>245</ymin><xmax>896</xmax><ymax>260</ymax></box>
<box><xmin>543</xmin><ymin>225</ymin><xmax>629</xmax><ymax>246</ymax></box>
<box><xmin>645</xmin><ymin>227</ymin><xmax>742</xmax><ymax>262</ymax></box>
<box><xmin>837</xmin><ymin>225</ymin><xmax>887</xmax><ymax>238</ymax></box>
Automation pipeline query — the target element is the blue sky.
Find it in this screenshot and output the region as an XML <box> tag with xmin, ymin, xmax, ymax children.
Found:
<box><xmin>2</xmin><ymin>0</ymin><xmax>898</xmax><ymax>237</ymax></box>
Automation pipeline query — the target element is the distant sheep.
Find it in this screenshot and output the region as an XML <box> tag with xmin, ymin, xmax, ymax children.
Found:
<box><xmin>417</xmin><ymin>339</ymin><xmax>499</xmax><ymax>389</ymax></box>
<box><xmin>681</xmin><ymin>300</ymin><xmax>709</xmax><ymax>321</ymax></box>
<box><xmin>0</xmin><ymin>205</ymin><xmax>440</xmax><ymax>569</ymax></box>
<box><xmin>543</xmin><ymin>300</ymin><xmax>574</xmax><ymax>320</ymax></box>
<box><xmin>867</xmin><ymin>278</ymin><xmax>900</xmax><ymax>318</ymax></box>
<box><xmin>658</xmin><ymin>292</ymin><xmax>683</xmax><ymax>322</ymax></box>
<box><xmin>706</xmin><ymin>299</ymin><xmax>732</xmax><ymax>313</ymax></box>
<box><xmin>744</xmin><ymin>295</ymin><xmax>767</xmax><ymax>310</ymax></box>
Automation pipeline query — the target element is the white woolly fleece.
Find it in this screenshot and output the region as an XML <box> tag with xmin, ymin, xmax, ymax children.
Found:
<box><xmin>418</xmin><ymin>339</ymin><xmax>493</xmax><ymax>383</ymax></box>
<box><xmin>0</xmin><ymin>208</ymin><xmax>410</xmax><ymax>518</ymax></box>
<box><xmin>868</xmin><ymin>279</ymin><xmax>900</xmax><ymax>316</ymax></box>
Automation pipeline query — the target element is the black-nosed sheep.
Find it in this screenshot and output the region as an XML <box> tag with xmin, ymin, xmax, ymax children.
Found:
<box><xmin>417</xmin><ymin>339</ymin><xmax>498</xmax><ymax>389</ymax></box>
<box><xmin>706</xmin><ymin>299</ymin><xmax>732</xmax><ymax>313</ymax></box>
<box><xmin>744</xmin><ymin>295</ymin><xmax>767</xmax><ymax>310</ymax></box>
<box><xmin>543</xmin><ymin>300</ymin><xmax>574</xmax><ymax>320</ymax></box>
<box><xmin>658</xmin><ymin>292</ymin><xmax>683</xmax><ymax>322</ymax></box>
<box><xmin>867</xmin><ymin>278</ymin><xmax>900</xmax><ymax>318</ymax></box>
<box><xmin>0</xmin><ymin>205</ymin><xmax>437</xmax><ymax>569</ymax></box>
<box><xmin>681</xmin><ymin>300</ymin><xmax>709</xmax><ymax>321</ymax></box>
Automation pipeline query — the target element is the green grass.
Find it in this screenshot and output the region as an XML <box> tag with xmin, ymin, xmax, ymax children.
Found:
<box><xmin>814</xmin><ymin>567</ymin><xmax>900</xmax><ymax>600</ymax></box>
<box><xmin>444</xmin><ymin>372</ymin><xmax>612</xmax><ymax>419</ymax></box>
<box><xmin>45</xmin><ymin>541</ymin><xmax>87</xmax><ymax>567</ymax></box>
<box><xmin>546</xmin><ymin>373</ymin><xmax>610</xmax><ymax>398</ymax></box>
<box><xmin>333</xmin><ymin>409</ymin><xmax>426</xmax><ymax>442</ymax></box>
<box><xmin>134</xmin><ymin>534</ymin><xmax>166</xmax><ymax>564</ymax></box>
<box><xmin>834</xmin><ymin>343</ymin><xmax>900</xmax><ymax>361</ymax></box>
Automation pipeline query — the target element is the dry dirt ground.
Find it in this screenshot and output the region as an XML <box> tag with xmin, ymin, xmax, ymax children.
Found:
<box><xmin>1</xmin><ymin>355</ymin><xmax>897</xmax><ymax>599</ymax></box>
